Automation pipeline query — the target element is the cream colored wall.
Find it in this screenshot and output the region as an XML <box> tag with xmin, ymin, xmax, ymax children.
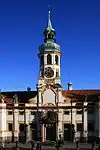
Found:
<box><xmin>0</xmin><ymin>96</ymin><xmax>97</xmax><ymax>141</ymax></box>
<box><xmin>0</xmin><ymin>103</ymin><xmax>7</xmax><ymax>140</ymax></box>
<box><xmin>42</xmin><ymin>89</ymin><xmax>56</xmax><ymax>105</ymax></box>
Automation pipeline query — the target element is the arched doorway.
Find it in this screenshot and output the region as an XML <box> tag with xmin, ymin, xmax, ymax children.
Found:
<box><xmin>41</xmin><ymin>111</ymin><xmax>57</xmax><ymax>141</ymax></box>
<box><xmin>46</xmin><ymin>123</ymin><xmax>56</xmax><ymax>141</ymax></box>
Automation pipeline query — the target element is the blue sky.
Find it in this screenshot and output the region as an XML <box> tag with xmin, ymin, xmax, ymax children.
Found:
<box><xmin>0</xmin><ymin>0</ymin><xmax>100</xmax><ymax>91</ymax></box>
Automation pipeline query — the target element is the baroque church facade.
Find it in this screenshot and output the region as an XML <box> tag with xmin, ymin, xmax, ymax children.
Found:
<box><xmin>0</xmin><ymin>9</ymin><xmax>100</xmax><ymax>143</ymax></box>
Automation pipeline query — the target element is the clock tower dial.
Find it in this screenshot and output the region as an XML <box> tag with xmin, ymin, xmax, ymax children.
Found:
<box><xmin>44</xmin><ymin>67</ymin><xmax>54</xmax><ymax>78</ymax></box>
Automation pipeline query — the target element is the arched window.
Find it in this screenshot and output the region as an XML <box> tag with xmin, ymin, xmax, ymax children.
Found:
<box><xmin>41</xmin><ymin>55</ymin><xmax>44</xmax><ymax>66</ymax></box>
<box><xmin>56</xmin><ymin>70</ymin><xmax>59</xmax><ymax>77</ymax></box>
<box><xmin>47</xmin><ymin>54</ymin><xmax>52</xmax><ymax>64</ymax></box>
<box><xmin>55</xmin><ymin>55</ymin><xmax>58</xmax><ymax>65</ymax></box>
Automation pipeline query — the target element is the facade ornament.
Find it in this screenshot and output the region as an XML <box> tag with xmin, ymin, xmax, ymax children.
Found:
<box><xmin>45</xmin><ymin>79</ymin><xmax>54</xmax><ymax>85</ymax></box>
<box><xmin>0</xmin><ymin>90</ymin><xmax>4</xmax><ymax>103</ymax></box>
<box><xmin>13</xmin><ymin>94</ymin><xmax>19</xmax><ymax>104</ymax></box>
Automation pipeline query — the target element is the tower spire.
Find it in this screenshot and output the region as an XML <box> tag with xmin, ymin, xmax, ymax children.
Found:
<box><xmin>48</xmin><ymin>8</ymin><xmax>52</xmax><ymax>28</ymax></box>
<box><xmin>43</xmin><ymin>8</ymin><xmax>55</xmax><ymax>42</ymax></box>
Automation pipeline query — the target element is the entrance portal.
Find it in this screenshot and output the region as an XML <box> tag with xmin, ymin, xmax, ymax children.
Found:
<box><xmin>64</xmin><ymin>124</ymin><xmax>75</xmax><ymax>142</ymax></box>
<box><xmin>46</xmin><ymin>124</ymin><xmax>56</xmax><ymax>141</ymax></box>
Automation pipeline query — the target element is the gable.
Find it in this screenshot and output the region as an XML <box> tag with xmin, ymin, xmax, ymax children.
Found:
<box><xmin>42</xmin><ymin>89</ymin><xmax>56</xmax><ymax>105</ymax></box>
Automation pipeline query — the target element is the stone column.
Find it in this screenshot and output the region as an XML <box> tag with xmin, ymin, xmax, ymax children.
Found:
<box><xmin>14</xmin><ymin>104</ymin><xmax>19</xmax><ymax>141</ymax></box>
<box><xmin>0</xmin><ymin>103</ymin><xmax>7</xmax><ymax>142</ymax></box>
<box><xmin>52</xmin><ymin>54</ymin><xmax>55</xmax><ymax>64</ymax></box>
<box><xmin>58</xmin><ymin>109</ymin><xmax>63</xmax><ymax>140</ymax></box>
<box><xmin>72</xmin><ymin>103</ymin><xmax>76</xmax><ymax>142</ymax></box>
<box><xmin>84</xmin><ymin>102</ymin><xmax>88</xmax><ymax>142</ymax></box>
<box><xmin>42</xmin><ymin>124</ymin><xmax>46</xmax><ymax>142</ymax></box>
<box><xmin>25</xmin><ymin>108</ymin><xmax>31</xmax><ymax>142</ymax></box>
<box><xmin>38</xmin><ymin>91</ymin><xmax>42</xmax><ymax>103</ymax></box>
<box><xmin>58</xmin><ymin>55</ymin><xmax>60</xmax><ymax>65</ymax></box>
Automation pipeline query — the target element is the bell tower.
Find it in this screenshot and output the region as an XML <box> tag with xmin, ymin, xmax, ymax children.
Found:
<box><xmin>38</xmin><ymin>9</ymin><xmax>61</xmax><ymax>87</ymax></box>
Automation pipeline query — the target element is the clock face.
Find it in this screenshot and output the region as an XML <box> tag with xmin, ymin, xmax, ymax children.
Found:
<box><xmin>44</xmin><ymin>67</ymin><xmax>54</xmax><ymax>78</ymax></box>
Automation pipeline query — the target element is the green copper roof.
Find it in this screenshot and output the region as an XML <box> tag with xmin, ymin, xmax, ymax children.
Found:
<box><xmin>39</xmin><ymin>40</ymin><xmax>60</xmax><ymax>52</ymax></box>
<box><xmin>39</xmin><ymin>8</ymin><xmax>60</xmax><ymax>52</ymax></box>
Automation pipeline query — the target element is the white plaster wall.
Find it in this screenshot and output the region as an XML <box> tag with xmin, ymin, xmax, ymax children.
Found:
<box><xmin>63</xmin><ymin>115</ymin><xmax>71</xmax><ymax>121</ymax></box>
<box><xmin>7</xmin><ymin>115</ymin><xmax>13</xmax><ymax>121</ymax></box>
<box><xmin>58</xmin><ymin>91</ymin><xmax>63</xmax><ymax>103</ymax></box>
<box><xmin>75</xmin><ymin>115</ymin><xmax>82</xmax><ymax>121</ymax></box>
<box><xmin>1</xmin><ymin>104</ymin><xmax>7</xmax><ymax>138</ymax></box>
<box><xmin>54</xmin><ymin>79</ymin><xmax>61</xmax><ymax>85</ymax></box>
<box><xmin>29</xmin><ymin>115</ymin><xmax>35</xmax><ymax>122</ymax></box>
<box><xmin>43</xmin><ymin>89</ymin><xmax>56</xmax><ymax>105</ymax></box>
<box><xmin>6</xmin><ymin>132</ymin><xmax>12</xmax><ymax>137</ymax></box>
<box><xmin>0</xmin><ymin>104</ymin><xmax>6</xmax><ymax>130</ymax></box>
<box><xmin>19</xmin><ymin>115</ymin><xmax>24</xmax><ymax>122</ymax></box>
<box><xmin>0</xmin><ymin>111</ymin><xmax>2</xmax><ymax>129</ymax></box>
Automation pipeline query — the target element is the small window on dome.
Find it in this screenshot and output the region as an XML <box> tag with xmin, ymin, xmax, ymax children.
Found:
<box><xmin>56</xmin><ymin>70</ymin><xmax>59</xmax><ymax>77</ymax></box>
<box><xmin>55</xmin><ymin>55</ymin><xmax>58</xmax><ymax>65</ymax></box>
<box><xmin>48</xmin><ymin>33</ymin><xmax>51</xmax><ymax>39</ymax></box>
<box><xmin>47</xmin><ymin>54</ymin><xmax>52</xmax><ymax>64</ymax></box>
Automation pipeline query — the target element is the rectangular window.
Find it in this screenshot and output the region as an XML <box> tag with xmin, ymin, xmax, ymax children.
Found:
<box><xmin>19</xmin><ymin>111</ymin><xmax>24</xmax><ymax>115</ymax></box>
<box><xmin>76</xmin><ymin>110</ymin><xmax>82</xmax><ymax>114</ymax></box>
<box><xmin>8</xmin><ymin>123</ymin><xmax>12</xmax><ymax>131</ymax></box>
<box><xmin>8</xmin><ymin>111</ymin><xmax>12</xmax><ymax>115</ymax></box>
<box><xmin>19</xmin><ymin>124</ymin><xmax>24</xmax><ymax>131</ymax></box>
<box><xmin>88</xmin><ymin>103</ymin><xmax>94</xmax><ymax>114</ymax></box>
<box><xmin>31</xmin><ymin>111</ymin><xmax>36</xmax><ymax>115</ymax></box>
<box><xmin>64</xmin><ymin>110</ymin><xmax>69</xmax><ymax>115</ymax></box>
<box><xmin>77</xmin><ymin>123</ymin><xmax>82</xmax><ymax>131</ymax></box>
<box><xmin>64</xmin><ymin>124</ymin><xmax>70</xmax><ymax>129</ymax></box>
<box><xmin>88</xmin><ymin>109</ymin><xmax>94</xmax><ymax>114</ymax></box>
<box><xmin>56</xmin><ymin>71</ymin><xmax>59</xmax><ymax>77</ymax></box>
<box><xmin>88</xmin><ymin>122</ymin><xmax>94</xmax><ymax>131</ymax></box>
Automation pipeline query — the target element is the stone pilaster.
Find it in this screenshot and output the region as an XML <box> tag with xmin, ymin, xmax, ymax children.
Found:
<box><xmin>0</xmin><ymin>103</ymin><xmax>7</xmax><ymax>142</ymax></box>
<box><xmin>72</xmin><ymin>105</ymin><xmax>76</xmax><ymax>142</ymax></box>
<box><xmin>14</xmin><ymin>104</ymin><xmax>19</xmax><ymax>141</ymax></box>
<box><xmin>58</xmin><ymin>109</ymin><xmax>63</xmax><ymax>140</ymax></box>
<box><xmin>42</xmin><ymin>124</ymin><xmax>46</xmax><ymax>142</ymax></box>
<box><xmin>84</xmin><ymin>102</ymin><xmax>88</xmax><ymax>142</ymax></box>
<box><xmin>38</xmin><ymin>90</ymin><xmax>42</xmax><ymax>104</ymax></box>
<box><xmin>25</xmin><ymin>108</ymin><xmax>31</xmax><ymax>142</ymax></box>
